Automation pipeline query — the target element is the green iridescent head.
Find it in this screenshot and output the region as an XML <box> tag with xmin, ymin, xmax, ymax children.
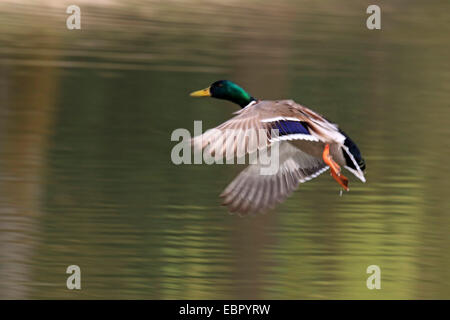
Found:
<box><xmin>190</xmin><ymin>80</ymin><xmax>255</xmax><ymax>108</ymax></box>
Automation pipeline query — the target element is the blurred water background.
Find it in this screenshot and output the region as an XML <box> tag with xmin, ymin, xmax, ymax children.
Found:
<box><xmin>0</xmin><ymin>0</ymin><xmax>449</xmax><ymax>299</ymax></box>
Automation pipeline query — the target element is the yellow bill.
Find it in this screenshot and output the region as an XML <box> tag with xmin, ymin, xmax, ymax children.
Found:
<box><xmin>190</xmin><ymin>87</ymin><xmax>211</xmax><ymax>97</ymax></box>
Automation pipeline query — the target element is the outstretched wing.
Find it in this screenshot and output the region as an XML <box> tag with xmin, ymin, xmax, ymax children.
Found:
<box><xmin>192</xmin><ymin>100</ymin><xmax>346</xmax><ymax>161</ymax></box>
<box><xmin>191</xmin><ymin>101</ymin><xmax>272</xmax><ymax>160</ymax></box>
<box><xmin>220</xmin><ymin>142</ymin><xmax>328</xmax><ymax>215</ymax></box>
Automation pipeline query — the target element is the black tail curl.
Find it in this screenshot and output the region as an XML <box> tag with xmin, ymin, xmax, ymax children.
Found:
<box><xmin>339</xmin><ymin>130</ymin><xmax>366</xmax><ymax>171</ymax></box>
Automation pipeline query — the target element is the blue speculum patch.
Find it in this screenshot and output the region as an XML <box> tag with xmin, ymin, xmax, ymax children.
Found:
<box><xmin>273</xmin><ymin>120</ymin><xmax>310</xmax><ymax>136</ymax></box>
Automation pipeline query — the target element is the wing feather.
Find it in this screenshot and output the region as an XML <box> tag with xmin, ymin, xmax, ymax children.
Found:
<box><xmin>192</xmin><ymin>100</ymin><xmax>346</xmax><ymax>161</ymax></box>
<box><xmin>220</xmin><ymin>142</ymin><xmax>329</xmax><ymax>215</ymax></box>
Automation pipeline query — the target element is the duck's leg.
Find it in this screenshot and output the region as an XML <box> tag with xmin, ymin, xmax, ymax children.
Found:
<box><xmin>322</xmin><ymin>144</ymin><xmax>349</xmax><ymax>191</ymax></box>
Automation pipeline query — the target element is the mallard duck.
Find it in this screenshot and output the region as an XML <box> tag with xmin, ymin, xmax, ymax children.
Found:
<box><xmin>190</xmin><ymin>80</ymin><xmax>366</xmax><ymax>214</ymax></box>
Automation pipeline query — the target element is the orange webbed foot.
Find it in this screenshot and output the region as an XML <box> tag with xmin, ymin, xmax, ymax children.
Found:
<box><xmin>322</xmin><ymin>144</ymin><xmax>349</xmax><ymax>191</ymax></box>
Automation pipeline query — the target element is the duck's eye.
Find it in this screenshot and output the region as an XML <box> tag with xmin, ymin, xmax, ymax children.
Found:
<box><xmin>217</xmin><ymin>83</ymin><xmax>223</xmax><ymax>87</ymax></box>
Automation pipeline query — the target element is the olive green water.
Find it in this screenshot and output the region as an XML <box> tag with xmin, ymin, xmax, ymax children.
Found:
<box><xmin>0</xmin><ymin>0</ymin><xmax>449</xmax><ymax>299</ymax></box>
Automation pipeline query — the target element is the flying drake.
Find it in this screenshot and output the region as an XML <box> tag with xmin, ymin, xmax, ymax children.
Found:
<box><xmin>190</xmin><ymin>80</ymin><xmax>366</xmax><ymax>215</ymax></box>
